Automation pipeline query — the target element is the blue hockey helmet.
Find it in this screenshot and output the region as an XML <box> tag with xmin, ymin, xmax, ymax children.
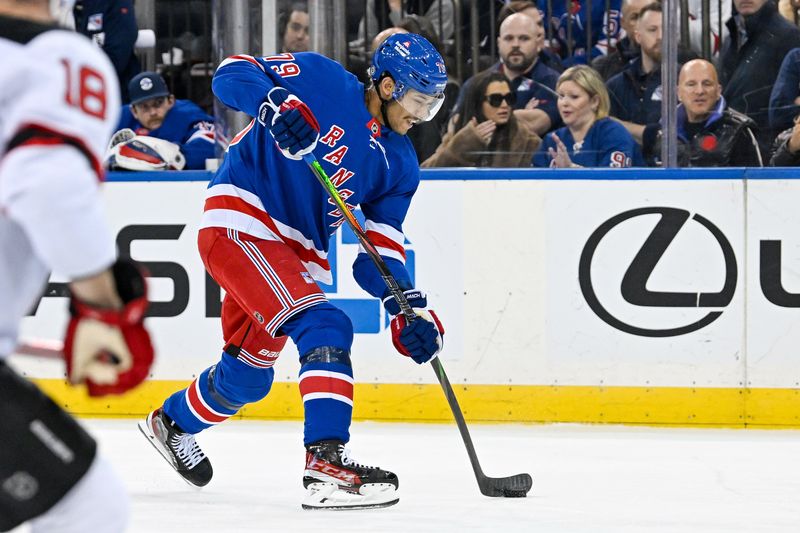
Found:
<box><xmin>370</xmin><ymin>33</ymin><xmax>448</xmax><ymax>122</ymax></box>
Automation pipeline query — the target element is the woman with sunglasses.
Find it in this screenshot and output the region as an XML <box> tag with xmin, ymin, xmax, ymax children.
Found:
<box><xmin>422</xmin><ymin>71</ymin><xmax>541</xmax><ymax>167</ymax></box>
<box><xmin>533</xmin><ymin>65</ymin><xmax>638</xmax><ymax>168</ymax></box>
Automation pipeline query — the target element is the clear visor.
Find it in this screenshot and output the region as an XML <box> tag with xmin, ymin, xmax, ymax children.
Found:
<box><xmin>395</xmin><ymin>88</ymin><xmax>445</xmax><ymax>123</ymax></box>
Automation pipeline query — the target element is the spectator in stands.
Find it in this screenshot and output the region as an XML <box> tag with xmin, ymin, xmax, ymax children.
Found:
<box><xmin>592</xmin><ymin>0</ymin><xmax>648</xmax><ymax>81</ymax></box>
<box><xmin>72</xmin><ymin>0</ymin><xmax>141</xmax><ymax>103</ymax></box>
<box><xmin>643</xmin><ymin>59</ymin><xmax>762</xmax><ymax>166</ymax></box>
<box><xmin>108</xmin><ymin>72</ymin><xmax>215</xmax><ymax>170</ymax></box>
<box><xmin>778</xmin><ymin>0</ymin><xmax>800</xmax><ymax>24</ymax></box>
<box><xmin>354</xmin><ymin>0</ymin><xmax>453</xmax><ymax>50</ymax></box>
<box><xmin>769</xmin><ymin>48</ymin><xmax>800</xmax><ymax>135</ymax></box>
<box><xmin>538</xmin><ymin>0</ymin><xmax>623</xmax><ymax>66</ymax></box>
<box><xmin>498</xmin><ymin>1</ymin><xmax>563</xmax><ymax>72</ymax></box>
<box><xmin>452</xmin><ymin>13</ymin><xmax>561</xmax><ymax>138</ymax></box>
<box><xmin>719</xmin><ymin>0</ymin><xmax>800</xmax><ymax>155</ymax></box>
<box><xmin>279</xmin><ymin>1</ymin><xmax>309</xmax><ymax>53</ymax></box>
<box><xmin>422</xmin><ymin>71</ymin><xmax>541</xmax><ymax>167</ymax></box>
<box><xmin>770</xmin><ymin>114</ymin><xmax>800</xmax><ymax>166</ymax></box>
<box><xmin>533</xmin><ymin>65</ymin><xmax>638</xmax><ymax>168</ymax></box>
<box><xmin>607</xmin><ymin>3</ymin><xmax>696</xmax><ymax>147</ymax></box>
<box><xmin>681</xmin><ymin>0</ymin><xmax>730</xmax><ymax>58</ymax></box>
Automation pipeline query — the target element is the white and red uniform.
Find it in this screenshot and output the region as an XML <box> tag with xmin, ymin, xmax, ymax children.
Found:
<box><xmin>0</xmin><ymin>15</ymin><xmax>127</xmax><ymax>533</ymax></box>
<box><xmin>0</xmin><ymin>22</ymin><xmax>119</xmax><ymax>359</ymax></box>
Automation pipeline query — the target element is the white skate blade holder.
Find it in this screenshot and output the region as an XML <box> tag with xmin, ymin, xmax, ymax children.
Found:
<box><xmin>302</xmin><ymin>482</ymin><xmax>398</xmax><ymax>510</ymax></box>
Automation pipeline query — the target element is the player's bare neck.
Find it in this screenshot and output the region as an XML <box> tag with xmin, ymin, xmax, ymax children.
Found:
<box><xmin>365</xmin><ymin>88</ymin><xmax>385</xmax><ymax>125</ymax></box>
<box><xmin>0</xmin><ymin>2</ymin><xmax>52</xmax><ymax>24</ymax></box>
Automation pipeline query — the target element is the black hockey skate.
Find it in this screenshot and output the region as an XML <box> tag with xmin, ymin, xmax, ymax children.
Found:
<box><xmin>138</xmin><ymin>407</ymin><xmax>213</xmax><ymax>487</ymax></box>
<box><xmin>302</xmin><ymin>439</ymin><xmax>399</xmax><ymax>510</ymax></box>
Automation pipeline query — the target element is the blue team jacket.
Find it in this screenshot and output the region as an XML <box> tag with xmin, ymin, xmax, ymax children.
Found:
<box><xmin>117</xmin><ymin>100</ymin><xmax>216</xmax><ymax>170</ymax></box>
<box><xmin>769</xmin><ymin>47</ymin><xmax>800</xmax><ymax>133</ymax></box>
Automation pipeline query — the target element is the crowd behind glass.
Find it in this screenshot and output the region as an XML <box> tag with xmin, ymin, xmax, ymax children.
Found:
<box><xmin>95</xmin><ymin>0</ymin><xmax>800</xmax><ymax>169</ymax></box>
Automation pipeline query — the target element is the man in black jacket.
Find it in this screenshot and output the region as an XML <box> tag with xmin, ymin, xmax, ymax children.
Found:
<box><xmin>592</xmin><ymin>0</ymin><xmax>649</xmax><ymax>81</ymax></box>
<box><xmin>719</xmin><ymin>0</ymin><xmax>800</xmax><ymax>155</ymax></box>
<box><xmin>644</xmin><ymin>59</ymin><xmax>762</xmax><ymax>167</ymax></box>
<box><xmin>770</xmin><ymin>115</ymin><xmax>800</xmax><ymax>166</ymax></box>
<box><xmin>607</xmin><ymin>3</ymin><xmax>697</xmax><ymax>149</ymax></box>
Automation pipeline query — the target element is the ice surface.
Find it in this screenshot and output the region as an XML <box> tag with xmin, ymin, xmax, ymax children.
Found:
<box><xmin>11</xmin><ymin>420</ymin><xmax>800</xmax><ymax>532</ymax></box>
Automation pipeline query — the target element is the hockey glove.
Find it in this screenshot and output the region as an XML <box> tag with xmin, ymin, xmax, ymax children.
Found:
<box><xmin>384</xmin><ymin>290</ymin><xmax>445</xmax><ymax>364</ymax></box>
<box><xmin>64</xmin><ymin>259</ymin><xmax>154</xmax><ymax>397</ymax></box>
<box><xmin>106</xmin><ymin>136</ymin><xmax>187</xmax><ymax>171</ymax></box>
<box><xmin>261</xmin><ymin>86</ymin><xmax>320</xmax><ymax>160</ymax></box>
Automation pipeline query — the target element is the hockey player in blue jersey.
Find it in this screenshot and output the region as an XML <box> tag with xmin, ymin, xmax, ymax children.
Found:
<box><xmin>108</xmin><ymin>71</ymin><xmax>215</xmax><ymax>170</ymax></box>
<box><xmin>139</xmin><ymin>33</ymin><xmax>447</xmax><ymax>510</ymax></box>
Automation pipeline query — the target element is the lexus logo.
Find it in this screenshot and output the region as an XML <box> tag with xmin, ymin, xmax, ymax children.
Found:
<box><xmin>579</xmin><ymin>207</ymin><xmax>737</xmax><ymax>337</ymax></box>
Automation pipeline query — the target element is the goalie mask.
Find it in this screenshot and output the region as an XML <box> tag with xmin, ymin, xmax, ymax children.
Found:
<box><xmin>369</xmin><ymin>33</ymin><xmax>448</xmax><ymax>123</ymax></box>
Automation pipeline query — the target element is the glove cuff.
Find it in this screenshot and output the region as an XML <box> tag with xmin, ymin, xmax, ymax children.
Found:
<box><xmin>383</xmin><ymin>289</ymin><xmax>427</xmax><ymax>316</ymax></box>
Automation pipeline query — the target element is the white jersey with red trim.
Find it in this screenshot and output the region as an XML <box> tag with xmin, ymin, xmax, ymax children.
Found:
<box><xmin>0</xmin><ymin>17</ymin><xmax>120</xmax><ymax>358</ymax></box>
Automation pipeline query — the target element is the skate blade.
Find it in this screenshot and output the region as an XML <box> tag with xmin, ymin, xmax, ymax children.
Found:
<box><xmin>137</xmin><ymin>420</ymin><xmax>203</xmax><ymax>489</ymax></box>
<box><xmin>301</xmin><ymin>482</ymin><xmax>399</xmax><ymax>510</ymax></box>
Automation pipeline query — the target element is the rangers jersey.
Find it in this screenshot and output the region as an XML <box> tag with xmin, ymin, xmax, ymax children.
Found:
<box><xmin>533</xmin><ymin>117</ymin><xmax>638</xmax><ymax>168</ymax></box>
<box><xmin>0</xmin><ymin>16</ymin><xmax>120</xmax><ymax>358</ymax></box>
<box><xmin>207</xmin><ymin>52</ymin><xmax>419</xmax><ymax>296</ymax></box>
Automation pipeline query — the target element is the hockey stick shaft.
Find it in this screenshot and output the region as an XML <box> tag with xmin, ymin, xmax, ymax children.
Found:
<box><xmin>302</xmin><ymin>153</ymin><xmax>490</xmax><ymax>480</ymax></box>
<box><xmin>14</xmin><ymin>339</ymin><xmax>64</xmax><ymax>359</ymax></box>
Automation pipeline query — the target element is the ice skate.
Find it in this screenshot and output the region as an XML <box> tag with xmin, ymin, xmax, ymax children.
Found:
<box><xmin>301</xmin><ymin>439</ymin><xmax>399</xmax><ymax>510</ymax></box>
<box><xmin>138</xmin><ymin>407</ymin><xmax>213</xmax><ymax>487</ymax></box>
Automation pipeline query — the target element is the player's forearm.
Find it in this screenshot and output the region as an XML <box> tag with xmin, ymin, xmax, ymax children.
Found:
<box><xmin>353</xmin><ymin>253</ymin><xmax>413</xmax><ymax>298</ymax></box>
<box><xmin>1</xmin><ymin>146</ymin><xmax>117</xmax><ymax>279</ymax></box>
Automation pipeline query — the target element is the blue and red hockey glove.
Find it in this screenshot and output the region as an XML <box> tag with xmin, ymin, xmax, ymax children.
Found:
<box><xmin>383</xmin><ymin>290</ymin><xmax>444</xmax><ymax>364</ymax></box>
<box><xmin>260</xmin><ymin>86</ymin><xmax>320</xmax><ymax>160</ymax></box>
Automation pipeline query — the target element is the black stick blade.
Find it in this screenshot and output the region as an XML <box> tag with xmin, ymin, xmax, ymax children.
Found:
<box><xmin>479</xmin><ymin>473</ymin><xmax>533</xmax><ymax>498</ymax></box>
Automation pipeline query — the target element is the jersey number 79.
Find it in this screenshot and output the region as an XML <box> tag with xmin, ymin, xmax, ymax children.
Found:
<box><xmin>60</xmin><ymin>58</ymin><xmax>107</xmax><ymax>120</ymax></box>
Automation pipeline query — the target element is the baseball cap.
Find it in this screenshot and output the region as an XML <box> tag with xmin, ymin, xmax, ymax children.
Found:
<box><xmin>129</xmin><ymin>72</ymin><xmax>170</xmax><ymax>105</ymax></box>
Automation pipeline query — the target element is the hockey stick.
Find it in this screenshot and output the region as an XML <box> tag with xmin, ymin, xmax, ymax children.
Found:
<box><xmin>302</xmin><ymin>153</ymin><xmax>532</xmax><ymax>498</ymax></box>
<box><xmin>13</xmin><ymin>339</ymin><xmax>64</xmax><ymax>359</ymax></box>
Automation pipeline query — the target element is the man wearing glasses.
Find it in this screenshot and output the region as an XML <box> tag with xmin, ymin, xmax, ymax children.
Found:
<box><xmin>108</xmin><ymin>71</ymin><xmax>216</xmax><ymax>170</ymax></box>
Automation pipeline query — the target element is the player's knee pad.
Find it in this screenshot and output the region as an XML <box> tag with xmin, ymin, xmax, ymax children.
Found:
<box><xmin>298</xmin><ymin>346</ymin><xmax>353</xmax><ymax>444</ymax></box>
<box><xmin>299</xmin><ymin>345</ymin><xmax>352</xmax><ymax>367</ymax></box>
<box><xmin>212</xmin><ymin>353</ymin><xmax>275</xmax><ymax>405</ymax></box>
<box><xmin>0</xmin><ymin>362</ymin><xmax>97</xmax><ymax>531</ymax></box>
<box><xmin>281</xmin><ymin>302</ymin><xmax>354</xmax><ymax>356</ymax></box>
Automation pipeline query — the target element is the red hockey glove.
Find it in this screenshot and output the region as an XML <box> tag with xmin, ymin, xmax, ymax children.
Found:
<box><xmin>64</xmin><ymin>260</ymin><xmax>154</xmax><ymax>397</ymax></box>
<box><xmin>384</xmin><ymin>290</ymin><xmax>445</xmax><ymax>364</ymax></box>
<box><xmin>260</xmin><ymin>86</ymin><xmax>320</xmax><ymax>160</ymax></box>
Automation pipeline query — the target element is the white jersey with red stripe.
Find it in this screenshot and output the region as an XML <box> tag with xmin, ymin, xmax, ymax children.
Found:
<box><xmin>206</xmin><ymin>52</ymin><xmax>418</xmax><ymax>294</ymax></box>
<box><xmin>0</xmin><ymin>16</ymin><xmax>120</xmax><ymax>358</ymax></box>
